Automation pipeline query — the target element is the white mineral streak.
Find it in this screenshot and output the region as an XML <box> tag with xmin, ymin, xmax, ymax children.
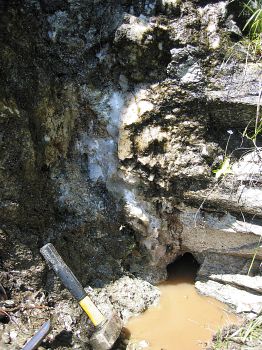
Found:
<box><xmin>74</xmin><ymin>87</ymin><xmax>155</xmax><ymax>189</ymax></box>
<box><xmin>73</xmin><ymin>90</ymin><xmax>125</xmax><ymax>185</ymax></box>
<box><xmin>107</xmin><ymin>92</ymin><xmax>124</xmax><ymax>137</ymax></box>
<box><xmin>117</xmin><ymin>86</ymin><xmax>170</xmax><ymax>265</ymax></box>
<box><xmin>121</xmin><ymin>88</ymin><xmax>154</xmax><ymax>126</ymax></box>
<box><xmin>87</xmin><ymin>138</ymin><xmax>117</xmax><ymax>182</ymax></box>
<box><xmin>124</xmin><ymin>189</ymin><xmax>168</xmax><ymax>264</ymax></box>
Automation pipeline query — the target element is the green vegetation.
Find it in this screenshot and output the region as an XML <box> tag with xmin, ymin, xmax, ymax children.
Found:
<box><xmin>211</xmin><ymin>329</ymin><xmax>230</xmax><ymax>350</ymax></box>
<box><xmin>243</xmin><ymin>0</ymin><xmax>262</xmax><ymax>37</ymax></box>
<box><xmin>243</xmin><ymin>82</ymin><xmax>262</xmax><ymax>146</ymax></box>
<box><xmin>247</xmin><ymin>235</ymin><xmax>262</xmax><ymax>275</ymax></box>
<box><xmin>243</xmin><ymin>0</ymin><xmax>262</xmax><ymax>54</ymax></box>
<box><xmin>243</xmin><ymin>116</ymin><xmax>262</xmax><ymax>144</ymax></box>
<box><xmin>243</xmin><ymin>97</ymin><xmax>262</xmax><ymax>147</ymax></box>
<box><xmin>212</xmin><ymin>130</ymin><xmax>233</xmax><ymax>179</ymax></box>
<box><xmin>211</xmin><ymin>315</ymin><xmax>262</xmax><ymax>349</ymax></box>
<box><xmin>212</xmin><ymin>157</ymin><xmax>232</xmax><ymax>179</ymax></box>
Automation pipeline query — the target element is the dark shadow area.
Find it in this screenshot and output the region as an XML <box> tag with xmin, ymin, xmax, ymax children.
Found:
<box><xmin>0</xmin><ymin>312</ymin><xmax>10</xmax><ymax>324</ymax></box>
<box><xmin>0</xmin><ymin>282</ymin><xmax>10</xmax><ymax>324</ymax></box>
<box><xmin>167</xmin><ymin>253</ymin><xmax>200</xmax><ymax>283</ymax></box>
<box><xmin>227</xmin><ymin>0</ymin><xmax>247</xmax><ymax>34</ymax></box>
<box><xmin>43</xmin><ymin>330</ymin><xmax>73</xmax><ymax>349</ymax></box>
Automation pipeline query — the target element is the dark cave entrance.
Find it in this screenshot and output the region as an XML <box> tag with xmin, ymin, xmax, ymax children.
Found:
<box><xmin>166</xmin><ymin>252</ymin><xmax>200</xmax><ymax>282</ymax></box>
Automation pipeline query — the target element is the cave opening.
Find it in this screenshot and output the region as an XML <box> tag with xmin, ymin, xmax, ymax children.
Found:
<box><xmin>166</xmin><ymin>252</ymin><xmax>200</xmax><ymax>282</ymax></box>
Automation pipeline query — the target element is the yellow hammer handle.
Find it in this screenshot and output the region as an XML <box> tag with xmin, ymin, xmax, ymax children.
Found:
<box><xmin>79</xmin><ymin>295</ymin><xmax>106</xmax><ymax>326</ymax></box>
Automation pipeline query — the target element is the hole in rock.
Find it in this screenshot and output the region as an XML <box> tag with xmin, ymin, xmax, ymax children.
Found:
<box><xmin>126</xmin><ymin>253</ymin><xmax>240</xmax><ymax>350</ymax></box>
<box><xmin>167</xmin><ymin>252</ymin><xmax>200</xmax><ymax>281</ymax></box>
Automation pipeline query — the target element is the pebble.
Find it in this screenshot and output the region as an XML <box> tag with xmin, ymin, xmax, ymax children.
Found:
<box><xmin>4</xmin><ymin>300</ymin><xmax>15</xmax><ymax>307</ymax></box>
<box><xmin>2</xmin><ymin>332</ymin><xmax>11</xmax><ymax>344</ymax></box>
<box><xmin>9</xmin><ymin>330</ymin><xmax>18</xmax><ymax>341</ymax></box>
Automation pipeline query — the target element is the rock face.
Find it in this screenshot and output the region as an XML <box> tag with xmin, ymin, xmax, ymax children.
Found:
<box><xmin>0</xmin><ymin>0</ymin><xmax>262</xmax><ymax>348</ymax></box>
<box><xmin>196</xmin><ymin>254</ymin><xmax>262</xmax><ymax>316</ymax></box>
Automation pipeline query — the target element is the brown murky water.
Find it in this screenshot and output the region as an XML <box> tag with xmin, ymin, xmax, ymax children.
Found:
<box><xmin>126</xmin><ymin>254</ymin><xmax>240</xmax><ymax>350</ymax></box>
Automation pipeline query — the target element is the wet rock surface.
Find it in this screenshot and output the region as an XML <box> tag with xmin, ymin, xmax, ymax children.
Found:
<box><xmin>0</xmin><ymin>0</ymin><xmax>261</xmax><ymax>349</ymax></box>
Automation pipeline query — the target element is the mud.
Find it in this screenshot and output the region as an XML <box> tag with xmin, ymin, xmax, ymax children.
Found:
<box><xmin>126</xmin><ymin>254</ymin><xmax>240</xmax><ymax>350</ymax></box>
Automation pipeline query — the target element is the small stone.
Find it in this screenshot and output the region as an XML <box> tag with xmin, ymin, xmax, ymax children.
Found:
<box><xmin>10</xmin><ymin>330</ymin><xmax>18</xmax><ymax>341</ymax></box>
<box><xmin>127</xmin><ymin>339</ymin><xmax>149</xmax><ymax>350</ymax></box>
<box><xmin>2</xmin><ymin>332</ymin><xmax>11</xmax><ymax>344</ymax></box>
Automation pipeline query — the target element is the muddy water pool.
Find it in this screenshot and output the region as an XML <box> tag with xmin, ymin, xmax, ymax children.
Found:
<box><xmin>126</xmin><ymin>254</ymin><xmax>240</xmax><ymax>350</ymax></box>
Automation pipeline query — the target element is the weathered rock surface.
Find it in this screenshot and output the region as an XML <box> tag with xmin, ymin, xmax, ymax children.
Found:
<box><xmin>196</xmin><ymin>254</ymin><xmax>262</xmax><ymax>316</ymax></box>
<box><xmin>196</xmin><ymin>279</ymin><xmax>262</xmax><ymax>316</ymax></box>
<box><xmin>0</xmin><ymin>0</ymin><xmax>262</xmax><ymax>348</ymax></box>
<box><xmin>88</xmin><ymin>276</ymin><xmax>160</xmax><ymax>323</ymax></box>
<box><xmin>207</xmin><ymin>274</ymin><xmax>262</xmax><ymax>294</ymax></box>
<box><xmin>206</xmin><ymin>63</ymin><xmax>262</xmax><ymax>127</ymax></box>
<box><xmin>181</xmin><ymin>209</ymin><xmax>262</xmax><ymax>260</ymax></box>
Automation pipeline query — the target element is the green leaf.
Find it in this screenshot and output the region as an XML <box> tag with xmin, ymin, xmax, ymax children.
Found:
<box><xmin>212</xmin><ymin>158</ymin><xmax>232</xmax><ymax>179</ymax></box>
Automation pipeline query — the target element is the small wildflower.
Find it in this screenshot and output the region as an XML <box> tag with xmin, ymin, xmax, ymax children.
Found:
<box><xmin>227</xmin><ymin>129</ymin><xmax>233</xmax><ymax>135</ymax></box>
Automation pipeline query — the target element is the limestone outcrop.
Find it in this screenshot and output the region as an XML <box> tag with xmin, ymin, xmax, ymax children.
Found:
<box><xmin>0</xmin><ymin>0</ymin><xmax>262</xmax><ymax>348</ymax></box>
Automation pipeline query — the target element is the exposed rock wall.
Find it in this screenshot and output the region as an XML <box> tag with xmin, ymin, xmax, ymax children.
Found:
<box><xmin>0</xmin><ymin>0</ymin><xmax>262</xmax><ymax>336</ymax></box>
<box><xmin>0</xmin><ymin>0</ymin><xmax>133</xmax><ymax>291</ymax></box>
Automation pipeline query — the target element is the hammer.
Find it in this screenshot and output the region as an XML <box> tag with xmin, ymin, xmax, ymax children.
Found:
<box><xmin>40</xmin><ymin>243</ymin><xmax>122</xmax><ymax>350</ymax></box>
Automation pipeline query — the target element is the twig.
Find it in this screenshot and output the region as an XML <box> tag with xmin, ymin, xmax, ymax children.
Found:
<box><xmin>0</xmin><ymin>308</ymin><xmax>10</xmax><ymax>320</ymax></box>
<box><xmin>1</xmin><ymin>304</ymin><xmax>48</xmax><ymax>314</ymax></box>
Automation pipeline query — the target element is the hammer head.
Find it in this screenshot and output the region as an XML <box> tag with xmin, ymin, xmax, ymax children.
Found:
<box><xmin>89</xmin><ymin>312</ymin><xmax>122</xmax><ymax>350</ymax></box>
